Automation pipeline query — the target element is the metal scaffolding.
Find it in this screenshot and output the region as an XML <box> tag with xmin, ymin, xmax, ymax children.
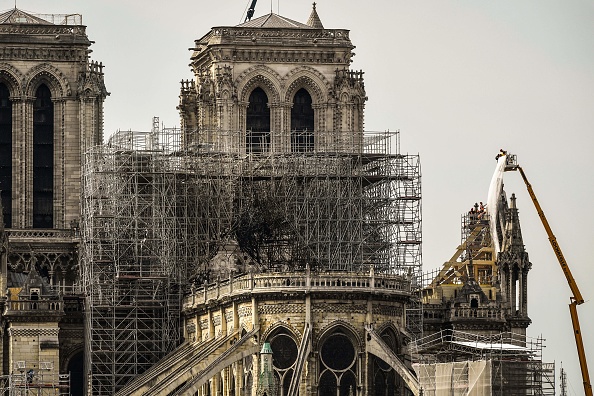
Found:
<box><xmin>81</xmin><ymin>121</ymin><xmax>422</xmax><ymax>393</ymax></box>
<box><xmin>0</xmin><ymin>372</ymin><xmax>70</xmax><ymax>395</ymax></box>
<box><xmin>410</xmin><ymin>330</ymin><xmax>556</xmax><ymax>395</ymax></box>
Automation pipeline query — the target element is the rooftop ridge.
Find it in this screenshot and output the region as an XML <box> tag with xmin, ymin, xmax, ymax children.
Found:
<box><xmin>236</xmin><ymin>12</ymin><xmax>313</xmax><ymax>29</ymax></box>
<box><xmin>0</xmin><ymin>8</ymin><xmax>82</xmax><ymax>25</ymax></box>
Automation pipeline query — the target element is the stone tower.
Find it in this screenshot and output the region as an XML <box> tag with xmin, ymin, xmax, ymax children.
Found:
<box><xmin>0</xmin><ymin>7</ymin><xmax>107</xmax><ymax>394</ymax></box>
<box><xmin>498</xmin><ymin>193</ymin><xmax>532</xmax><ymax>335</ymax></box>
<box><xmin>415</xmin><ymin>160</ymin><xmax>547</xmax><ymax>394</ymax></box>
<box><xmin>0</xmin><ymin>8</ymin><xmax>107</xmax><ymax>230</ymax></box>
<box><xmin>118</xmin><ymin>4</ymin><xmax>422</xmax><ymax>396</ymax></box>
<box><xmin>178</xmin><ymin>3</ymin><xmax>367</xmax><ymax>154</ymax></box>
<box><xmin>422</xmin><ymin>190</ymin><xmax>533</xmax><ymax>336</ymax></box>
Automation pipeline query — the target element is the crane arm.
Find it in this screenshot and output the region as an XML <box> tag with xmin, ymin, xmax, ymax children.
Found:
<box><xmin>245</xmin><ymin>0</ymin><xmax>258</xmax><ymax>22</ymax></box>
<box><xmin>512</xmin><ymin>164</ymin><xmax>592</xmax><ymax>396</ymax></box>
<box><xmin>516</xmin><ymin>166</ymin><xmax>584</xmax><ymax>304</ymax></box>
<box><xmin>570</xmin><ymin>301</ymin><xmax>593</xmax><ymax>396</ymax></box>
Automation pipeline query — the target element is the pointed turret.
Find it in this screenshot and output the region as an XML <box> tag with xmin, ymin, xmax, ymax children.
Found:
<box><xmin>306</xmin><ymin>2</ymin><xmax>324</xmax><ymax>29</ymax></box>
<box><xmin>501</xmin><ymin>193</ymin><xmax>526</xmax><ymax>253</ymax></box>
<box><xmin>497</xmin><ymin>193</ymin><xmax>532</xmax><ymax>331</ymax></box>
<box><xmin>257</xmin><ymin>342</ymin><xmax>278</xmax><ymax>396</ymax></box>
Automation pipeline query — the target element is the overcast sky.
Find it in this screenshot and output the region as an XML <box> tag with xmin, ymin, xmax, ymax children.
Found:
<box><xmin>14</xmin><ymin>0</ymin><xmax>594</xmax><ymax>393</ymax></box>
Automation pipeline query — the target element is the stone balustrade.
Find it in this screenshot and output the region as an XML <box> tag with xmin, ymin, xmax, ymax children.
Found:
<box><xmin>184</xmin><ymin>271</ymin><xmax>411</xmax><ymax>309</ymax></box>
<box><xmin>7</xmin><ymin>228</ymin><xmax>77</xmax><ymax>240</ymax></box>
<box><xmin>423</xmin><ymin>305</ymin><xmax>506</xmax><ymax>322</ymax></box>
<box><xmin>451</xmin><ymin>307</ymin><xmax>505</xmax><ymax>320</ymax></box>
<box><xmin>6</xmin><ymin>299</ymin><xmax>63</xmax><ymax>312</ymax></box>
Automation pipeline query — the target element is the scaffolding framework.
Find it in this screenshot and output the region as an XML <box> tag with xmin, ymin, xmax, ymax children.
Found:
<box><xmin>0</xmin><ymin>372</ymin><xmax>70</xmax><ymax>395</ymax></box>
<box><xmin>81</xmin><ymin>124</ymin><xmax>421</xmax><ymax>393</ymax></box>
<box><xmin>411</xmin><ymin>330</ymin><xmax>555</xmax><ymax>395</ymax></box>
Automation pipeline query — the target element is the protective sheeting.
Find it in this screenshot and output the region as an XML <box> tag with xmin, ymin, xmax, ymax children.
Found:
<box><xmin>414</xmin><ymin>360</ymin><xmax>492</xmax><ymax>396</ymax></box>
<box><xmin>487</xmin><ymin>156</ymin><xmax>507</xmax><ymax>254</ymax></box>
<box><xmin>451</xmin><ymin>340</ymin><xmax>529</xmax><ymax>352</ymax></box>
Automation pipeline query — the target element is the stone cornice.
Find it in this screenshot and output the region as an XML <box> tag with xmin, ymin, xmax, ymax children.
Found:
<box><xmin>0</xmin><ymin>24</ymin><xmax>86</xmax><ymax>33</ymax></box>
<box><xmin>206</xmin><ymin>26</ymin><xmax>351</xmax><ymax>46</ymax></box>
<box><xmin>0</xmin><ymin>46</ymin><xmax>88</xmax><ymax>62</ymax></box>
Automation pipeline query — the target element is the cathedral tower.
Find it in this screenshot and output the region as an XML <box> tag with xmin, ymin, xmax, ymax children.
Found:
<box><xmin>498</xmin><ymin>193</ymin><xmax>532</xmax><ymax>335</ymax></box>
<box><xmin>0</xmin><ymin>8</ymin><xmax>107</xmax><ymax>394</ymax></box>
<box><xmin>179</xmin><ymin>4</ymin><xmax>366</xmax><ymax>154</ymax></box>
<box><xmin>117</xmin><ymin>4</ymin><xmax>422</xmax><ymax>396</ymax></box>
<box><xmin>0</xmin><ymin>8</ymin><xmax>108</xmax><ymax>231</ymax></box>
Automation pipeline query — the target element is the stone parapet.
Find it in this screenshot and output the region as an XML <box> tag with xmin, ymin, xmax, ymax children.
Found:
<box><xmin>184</xmin><ymin>271</ymin><xmax>411</xmax><ymax>310</ymax></box>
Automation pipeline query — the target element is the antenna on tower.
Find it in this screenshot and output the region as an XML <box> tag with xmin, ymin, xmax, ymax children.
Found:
<box><xmin>560</xmin><ymin>363</ymin><xmax>567</xmax><ymax>396</ymax></box>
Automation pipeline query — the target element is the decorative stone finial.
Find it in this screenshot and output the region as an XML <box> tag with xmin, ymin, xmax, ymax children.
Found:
<box><xmin>307</xmin><ymin>2</ymin><xmax>324</xmax><ymax>29</ymax></box>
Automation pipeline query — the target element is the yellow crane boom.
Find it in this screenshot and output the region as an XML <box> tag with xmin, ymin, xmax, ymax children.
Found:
<box><xmin>505</xmin><ymin>158</ymin><xmax>592</xmax><ymax>396</ymax></box>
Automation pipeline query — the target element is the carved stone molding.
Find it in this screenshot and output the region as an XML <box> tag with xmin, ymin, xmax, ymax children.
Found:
<box><xmin>9</xmin><ymin>328</ymin><xmax>60</xmax><ymax>337</ymax></box>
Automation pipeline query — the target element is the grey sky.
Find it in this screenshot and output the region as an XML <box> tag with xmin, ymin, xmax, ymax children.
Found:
<box><xmin>15</xmin><ymin>0</ymin><xmax>594</xmax><ymax>392</ymax></box>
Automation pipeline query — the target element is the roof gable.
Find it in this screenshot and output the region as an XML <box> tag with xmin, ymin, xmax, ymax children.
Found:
<box><xmin>0</xmin><ymin>8</ymin><xmax>53</xmax><ymax>25</ymax></box>
<box><xmin>237</xmin><ymin>13</ymin><xmax>313</xmax><ymax>29</ymax></box>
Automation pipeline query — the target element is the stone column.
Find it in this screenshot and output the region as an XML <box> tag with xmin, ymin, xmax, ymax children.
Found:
<box><xmin>233</xmin><ymin>301</ymin><xmax>239</xmax><ymax>333</ymax></box>
<box><xmin>499</xmin><ymin>263</ymin><xmax>508</xmax><ymax>304</ymax></box>
<box><xmin>518</xmin><ymin>269</ymin><xmax>524</xmax><ymax>316</ymax></box>
<box><xmin>238</xmin><ymin>101</ymin><xmax>249</xmax><ymax>155</ymax></box>
<box><xmin>509</xmin><ymin>269</ymin><xmax>517</xmax><ymax>316</ymax></box>
<box><xmin>11</xmin><ymin>97</ymin><xmax>24</xmax><ymax>228</ymax></box>
<box><xmin>221</xmin><ymin>307</ymin><xmax>227</xmax><ymax>336</ymax></box>
<box><xmin>312</xmin><ymin>103</ymin><xmax>324</xmax><ymax>151</ymax></box>
<box><xmin>234</xmin><ymin>359</ymin><xmax>243</xmax><ymax>396</ymax></box>
<box><xmin>269</xmin><ymin>102</ymin><xmax>284</xmax><ymax>153</ymax></box>
<box><xmin>252</xmin><ymin>296</ymin><xmax>258</xmax><ymax>331</ymax></box>
<box><xmin>209</xmin><ymin>310</ymin><xmax>215</xmax><ymax>340</ymax></box>
<box><xmin>212</xmin><ymin>373</ymin><xmax>219</xmax><ymax>396</ymax></box>
<box><xmin>522</xmin><ymin>268</ymin><xmax>529</xmax><ymax>316</ymax></box>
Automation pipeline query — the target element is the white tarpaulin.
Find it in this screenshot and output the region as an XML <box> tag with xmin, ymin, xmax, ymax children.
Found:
<box><xmin>414</xmin><ymin>360</ymin><xmax>492</xmax><ymax>396</ymax></box>
<box><xmin>487</xmin><ymin>156</ymin><xmax>507</xmax><ymax>254</ymax></box>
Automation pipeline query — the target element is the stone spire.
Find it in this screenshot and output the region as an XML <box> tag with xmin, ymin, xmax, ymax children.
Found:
<box><xmin>501</xmin><ymin>194</ymin><xmax>526</xmax><ymax>253</ymax></box>
<box><xmin>497</xmin><ymin>193</ymin><xmax>531</xmax><ymax>324</ymax></box>
<box><xmin>257</xmin><ymin>342</ymin><xmax>278</xmax><ymax>396</ymax></box>
<box><xmin>306</xmin><ymin>2</ymin><xmax>324</xmax><ymax>29</ymax></box>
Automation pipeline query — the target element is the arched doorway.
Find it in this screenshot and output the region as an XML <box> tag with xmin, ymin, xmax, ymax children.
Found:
<box><xmin>66</xmin><ymin>351</ymin><xmax>84</xmax><ymax>396</ymax></box>
<box><xmin>246</xmin><ymin>87</ymin><xmax>270</xmax><ymax>153</ymax></box>
<box><xmin>291</xmin><ymin>88</ymin><xmax>314</xmax><ymax>152</ymax></box>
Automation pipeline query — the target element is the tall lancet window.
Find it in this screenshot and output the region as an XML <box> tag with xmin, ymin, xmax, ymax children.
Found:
<box><xmin>291</xmin><ymin>88</ymin><xmax>314</xmax><ymax>152</ymax></box>
<box><xmin>33</xmin><ymin>84</ymin><xmax>54</xmax><ymax>228</ymax></box>
<box><xmin>246</xmin><ymin>87</ymin><xmax>270</xmax><ymax>153</ymax></box>
<box><xmin>0</xmin><ymin>83</ymin><xmax>11</xmax><ymax>227</ymax></box>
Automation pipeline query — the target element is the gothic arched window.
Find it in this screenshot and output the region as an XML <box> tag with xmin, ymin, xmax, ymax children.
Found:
<box><xmin>291</xmin><ymin>88</ymin><xmax>314</xmax><ymax>152</ymax></box>
<box><xmin>246</xmin><ymin>87</ymin><xmax>270</xmax><ymax>154</ymax></box>
<box><xmin>268</xmin><ymin>329</ymin><xmax>298</xmax><ymax>396</ymax></box>
<box><xmin>0</xmin><ymin>82</ymin><xmax>11</xmax><ymax>227</ymax></box>
<box><xmin>318</xmin><ymin>330</ymin><xmax>357</xmax><ymax>396</ymax></box>
<box><xmin>33</xmin><ymin>84</ymin><xmax>53</xmax><ymax>228</ymax></box>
